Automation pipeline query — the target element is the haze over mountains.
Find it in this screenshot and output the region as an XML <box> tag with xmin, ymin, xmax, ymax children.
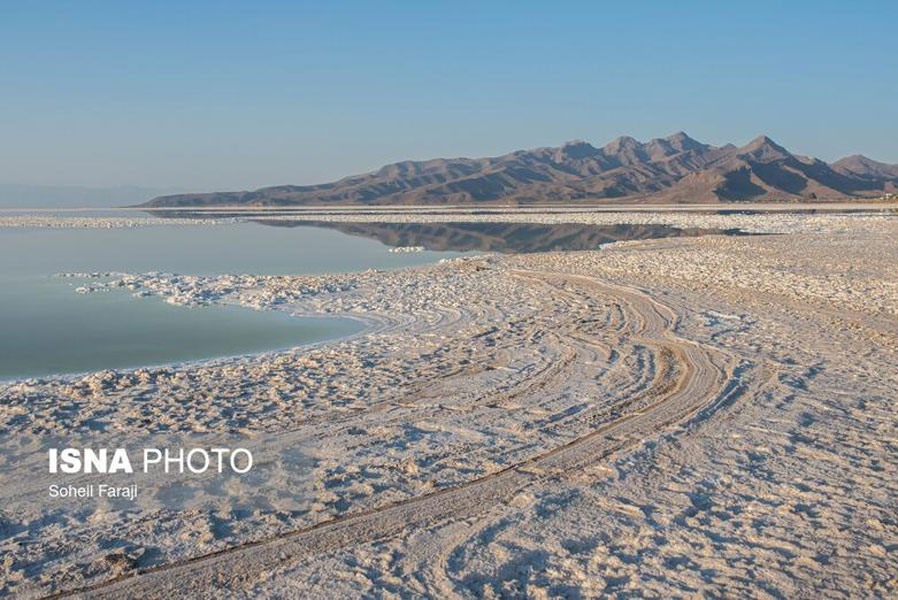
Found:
<box><xmin>143</xmin><ymin>133</ymin><xmax>898</xmax><ymax>207</ymax></box>
<box><xmin>0</xmin><ymin>184</ymin><xmax>187</xmax><ymax>208</ymax></box>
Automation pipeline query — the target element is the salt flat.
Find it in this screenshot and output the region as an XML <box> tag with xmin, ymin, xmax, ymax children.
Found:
<box><xmin>0</xmin><ymin>211</ymin><xmax>896</xmax><ymax>598</ymax></box>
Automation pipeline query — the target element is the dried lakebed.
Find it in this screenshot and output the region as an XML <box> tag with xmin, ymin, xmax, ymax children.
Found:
<box><xmin>0</xmin><ymin>214</ymin><xmax>896</xmax><ymax>598</ymax></box>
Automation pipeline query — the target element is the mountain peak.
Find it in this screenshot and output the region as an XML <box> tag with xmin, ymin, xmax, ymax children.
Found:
<box><xmin>603</xmin><ymin>135</ymin><xmax>643</xmax><ymax>153</ymax></box>
<box><xmin>665</xmin><ymin>131</ymin><xmax>692</xmax><ymax>142</ymax></box>
<box><xmin>612</xmin><ymin>135</ymin><xmax>640</xmax><ymax>145</ymax></box>
<box><xmin>832</xmin><ymin>153</ymin><xmax>898</xmax><ymax>179</ymax></box>
<box><xmin>663</xmin><ymin>131</ymin><xmax>704</xmax><ymax>152</ymax></box>
<box><xmin>739</xmin><ymin>135</ymin><xmax>791</xmax><ymax>160</ymax></box>
<box><xmin>559</xmin><ymin>139</ymin><xmax>600</xmax><ymax>159</ymax></box>
<box><xmin>837</xmin><ymin>154</ymin><xmax>879</xmax><ymax>166</ymax></box>
<box><xmin>743</xmin><ymin>134</ymin><xmax>782</xmax><ymax>150</ymax></box>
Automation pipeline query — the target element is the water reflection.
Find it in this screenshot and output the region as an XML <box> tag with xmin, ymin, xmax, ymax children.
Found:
<box><xmin>255</xmin><ymin>220</ymin><xmax>746</xmax><ymax>253</ymax></box>
<box><xmin>144</xmin><ymin>208</ymin><xmax>749</xmax><ymax>253</ymax></box>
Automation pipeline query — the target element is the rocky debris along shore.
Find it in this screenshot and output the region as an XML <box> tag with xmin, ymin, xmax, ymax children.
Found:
<box><xmin>0</xmin><ymin>215</ymin><xmax>231</xmax><ymax>229</ymax></box>
<box><xmin>388</xmin><ymin>245</ymin><xmax>425</xmax><ymax>253</ymax></box>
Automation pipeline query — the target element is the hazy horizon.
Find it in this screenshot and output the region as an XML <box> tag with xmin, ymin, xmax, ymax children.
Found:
<box><xmin>0</xmin><ymin>183</ymin><xmax>191</xmax><ymax>208</ymax></box>
<box><xmin>3</xmin><ymin>1</ymin><xmax>896</xmax><ymax>192</ymax></box>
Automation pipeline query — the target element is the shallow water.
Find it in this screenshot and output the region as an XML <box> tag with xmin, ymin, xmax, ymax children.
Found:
<box><xmin>0</xmin><ymin>222</ymin><xmax>463</xmax><ymax>380</ymax></box>
<box><xmin>146</xmin><ymin>209</ymin><xmax>746</xmax><ymax>253</ymax></box>
<box><xmin>0</xmin><ymin>215</ymin><xmax>745</xmax><ymax>380</ymax></box>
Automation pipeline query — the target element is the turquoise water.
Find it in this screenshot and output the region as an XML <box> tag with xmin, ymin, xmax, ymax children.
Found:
<box><xmin>1</xmin><ymin>221</ymin><xmax>463</xmax><ymax>380</ymax></box>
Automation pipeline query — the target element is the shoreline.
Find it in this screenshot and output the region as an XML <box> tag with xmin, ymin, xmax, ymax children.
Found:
<box><xmin>1</xmin><ymin>205</ymin><xmax>896</xmax><ymax>232</ymax></box>
<box><xmin>0</xmin><ymin>309</ymin><xmax>379</xmax><ymax>387</ymax></box>
<box><xmin>2</xmin><ymin>200</ymin><xmax>897</xmax><ymax>212</ymax></box>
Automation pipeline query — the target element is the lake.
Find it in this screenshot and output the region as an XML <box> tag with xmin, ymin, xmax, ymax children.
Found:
<box><xmin>1</xmin><ymin>214</ymin><xmax>738</xmax><ymax>381</ymax></box>
<box><xmin>0</xmin><ymin>221</ymin><xmax>464</xmax><ymax>380</ymax></box>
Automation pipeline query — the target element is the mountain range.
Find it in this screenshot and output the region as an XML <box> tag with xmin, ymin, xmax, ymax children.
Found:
<box><xmin>142</xmin><ymin>133</ymin><xmax>898</xmax><ymax>206</ymax></box>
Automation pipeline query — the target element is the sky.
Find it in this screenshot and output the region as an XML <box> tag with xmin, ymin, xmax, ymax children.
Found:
<box><xmin>2</xmin><ymin>1</ymin><xmax>896</xmax><ymax>191</ymax></box>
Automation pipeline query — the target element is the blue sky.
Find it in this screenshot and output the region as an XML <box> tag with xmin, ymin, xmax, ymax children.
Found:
<box><xmin>2</xmin><ymin>1</ymin><xmax>896</xmax><ymax>190</ymax></box>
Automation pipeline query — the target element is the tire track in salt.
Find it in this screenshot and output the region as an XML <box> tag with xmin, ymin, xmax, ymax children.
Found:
<box><xmin>50</xmin><ymin>269</ymin><xmax>736</xmax><ymax>600</ymax></box>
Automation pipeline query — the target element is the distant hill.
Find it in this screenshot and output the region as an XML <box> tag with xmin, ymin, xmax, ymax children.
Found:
<box><xmin>142</xmin><ymin>134</ymin><xmax>898</xmax><ymax>207</ymax></box>
<box><xmin>831</xmin><ymin>154</ymin><xmax>898</xmax><ymax>182</ymax></box>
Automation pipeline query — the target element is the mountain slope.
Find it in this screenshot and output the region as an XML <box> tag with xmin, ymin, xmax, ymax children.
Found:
<box><xmin>143</xmin><ymin>134</ymin><xmax>898</xmax><ymax>206</ymax></box>
<box><xmin>832</xmin><ymin>154</ymin><xmax>898</xmax><ymax>181</ymax></box>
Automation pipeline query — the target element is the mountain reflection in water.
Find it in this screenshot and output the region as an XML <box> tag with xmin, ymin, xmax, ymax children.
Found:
<box><xmin>254</xmin><ymin>221</ymin><xmax>745</xmax><ymax>254</ymax></box>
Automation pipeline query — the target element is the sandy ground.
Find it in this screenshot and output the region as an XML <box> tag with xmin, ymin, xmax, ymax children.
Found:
<box><xmin>0</xmin><ymin>212</ymin><xmax>896</xmax><ymax>598</ymax></box>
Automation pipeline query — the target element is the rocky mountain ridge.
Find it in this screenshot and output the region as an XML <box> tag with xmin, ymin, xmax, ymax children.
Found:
<box><xmin>143</xmin><ymin>133</ymin><xmax>898</xmax><ymax>206</ymax></box>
